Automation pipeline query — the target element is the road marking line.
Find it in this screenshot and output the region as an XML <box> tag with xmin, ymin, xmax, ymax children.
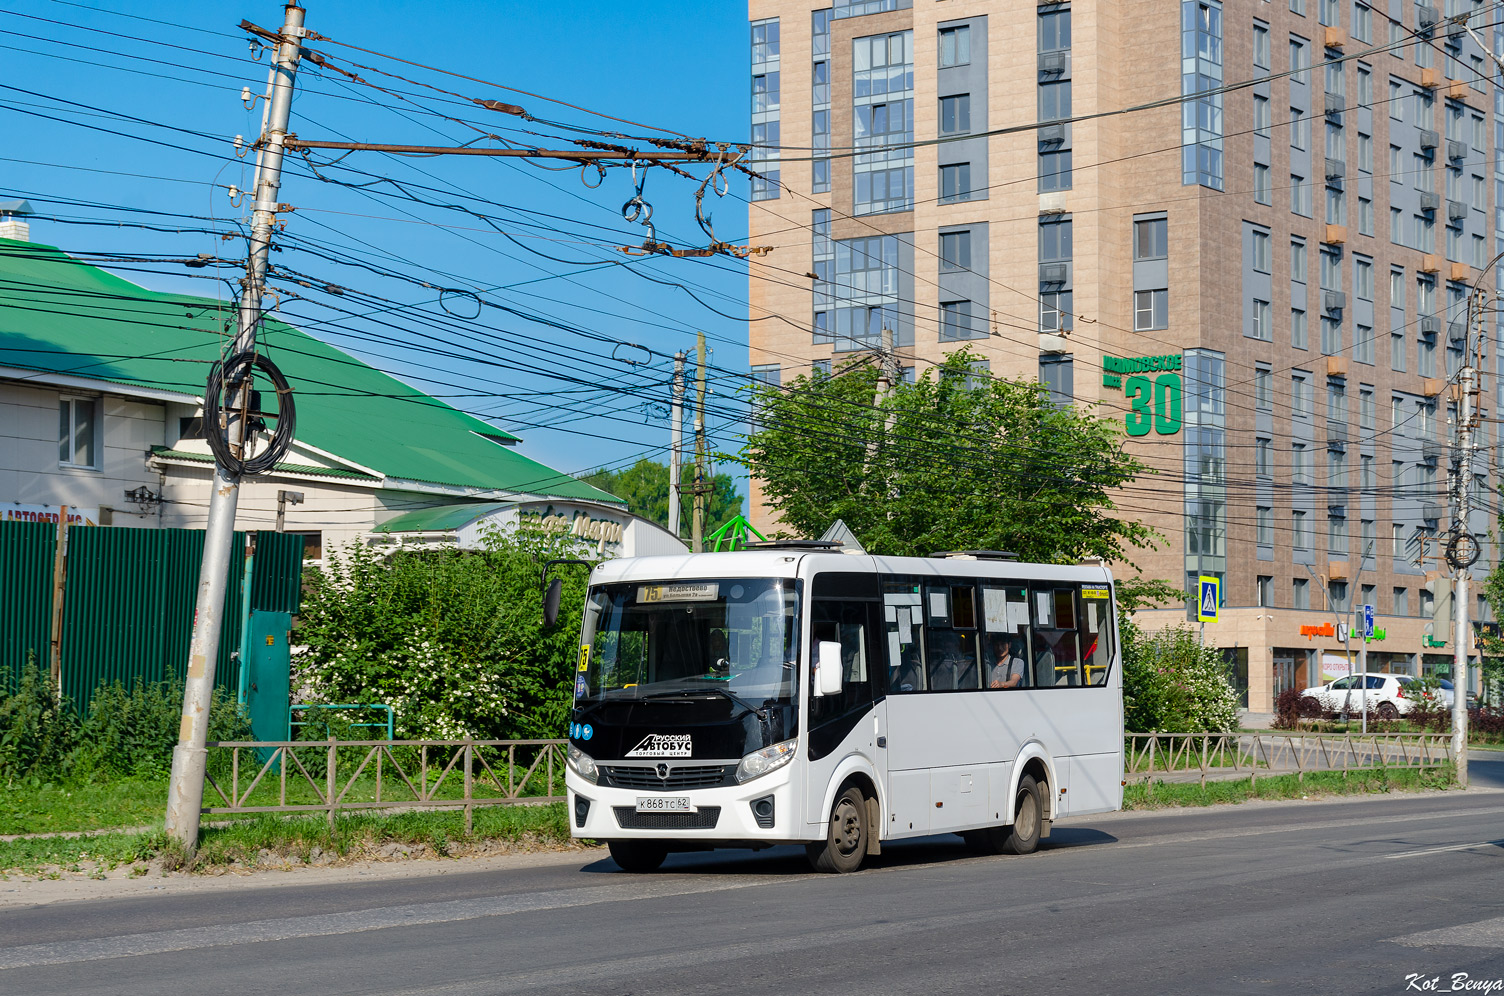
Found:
<box><xmin>1382</xmin><ymin>839</ymin><xmax>1504</xmax><ymax>860</ymax></box>
<box><xmin>0</xmin><ymin>875</ymin><xmax>806</xmax><ymax>972</ymax></box>
<box><xmin>1389</xmin><ymin>915</ymin><xmax>1504</xmax><ymax>948</ymax></box>
<box><xmin>1112</xmin><ymin>806</ymin><xmax>1504</xmax><ymax>850</ymax></box>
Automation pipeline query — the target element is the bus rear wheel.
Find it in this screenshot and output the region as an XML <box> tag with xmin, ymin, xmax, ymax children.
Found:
<box><xmin>608</xmin><ymin>840</ymin><xmax>668</xmax><ymax>872</ymax></box>
<box><xmin>1003</xmin><ymin>775</ymin><xmax>1042</xmax><ymax>856</ymax></box>
<box><xmin>806</xmin><ymin>786</ymin><xmax>868</xmax><ymax>873</ymax></box>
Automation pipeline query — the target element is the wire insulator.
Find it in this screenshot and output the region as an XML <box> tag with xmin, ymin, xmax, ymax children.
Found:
<box><xmin>203</xmin><ymin>351</ymin><xmax>296</xmax><ymax>476</ymax></box>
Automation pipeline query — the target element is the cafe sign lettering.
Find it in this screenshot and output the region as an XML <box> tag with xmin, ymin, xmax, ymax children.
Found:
<box><xmin>1102</xmin><ymin>354</ymin><xmax>1183</xmax><ymax>437</ymax></box>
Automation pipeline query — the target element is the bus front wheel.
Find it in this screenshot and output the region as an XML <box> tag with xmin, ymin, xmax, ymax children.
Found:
<box><xmin>1004</xmin><ymin>775</ymin><xmax>1042</xmax><ymax>855</ymax></box>
<box><xmin>608</xmin><ymin>840</ymin><xmax>668</xmax><ymax>872</ymax></box>
<box><xmin>806</xmin><ymin>786</ymin><xmax>868</xmax><ymax>873</ymax></box>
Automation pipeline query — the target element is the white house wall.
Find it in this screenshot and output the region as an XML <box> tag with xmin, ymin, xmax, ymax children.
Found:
<box><xmin>0</xmin><ymin>381</ymin><xmax>166</xmax><ymax>523</ymax></box>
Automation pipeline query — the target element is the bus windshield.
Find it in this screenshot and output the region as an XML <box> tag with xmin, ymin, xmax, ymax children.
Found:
<box><xmin>578</xmin><ymin>578</ymin><xmax>799</xmax><ymax>709</ymax></box>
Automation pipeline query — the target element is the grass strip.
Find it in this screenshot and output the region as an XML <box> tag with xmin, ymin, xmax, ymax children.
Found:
<box><xmin>1124</xmin><ymin>764</ymin><xmax>1457</xmax><ymax>809</ymax></box>
<box><xmin>0</xmin><ymin>778</ymin><xmax>168</xmax><ymax>836</ymax></box>
<box><xmin>0</xmin><ymin>802</ymin><xmax>577</xmax><ymax>876</ymax></box>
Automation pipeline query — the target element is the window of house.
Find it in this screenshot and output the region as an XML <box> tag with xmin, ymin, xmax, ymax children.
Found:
<box><xmin>1256</xmin><ymin>437</ymin><xmax>1273</xmax><ymax>476</ymax></box>
<box><xmin>940</xmin><ymin>229</ymin><xmax>971</xmax><ymax>270</ymax></box>
<box><xmin>939</xmin><ymin>24</ymin><xmax>971</xmax><ymax>66</ymax></box>
<box><xmin>1292</xmin><ymin>307</ymin><xmax>1309</xmax><ymax>349</ymax></box>
<box><xmin>1252</xmin><ymin>229</ymin><xmax>1271</xmax><ymax>271</ymax></box>
<box><xmin>58</xmin><ymin>397</ymin><xmax>99</xmax><ymax>468</ymax></box>
<box><xmin>1134</xmin><ymin>217</ymin><xmax>1168</xmax><ymax>259</ymax></box>
<box><xmin>940</xmin><ymin>300</ymin><xmax>976</xmax><ymax>341</ymax></box>
<box><xmin>1135</xmin><ymin>289</ymin><xmax>1169</xmax><ymax>331</ymax></box>
<box><xmin>1292</xmin><ymin>372</ymin><xmax>1312</xmax><ymax>416</ymax></box>
<box><xmin>1257</xmin><ymin>506</ymin><xmax>1274</xmax><ymax>545</ymax></box>
<box><xmin>1293</xmin><ymin>511</ymin><xmax>1311</xmax><ymax>550</ymax></box>
<box><xmin>940</xmin><ymin>94</ymin><xmax>970</xmax><ymax>135</ymax></box>
<box><xmin>1257</xmin><ymin>576</ymin><xmax>1274</xmax><ymax>606</ymax></box>
<box><xmin>1256</xmin><ymin>367</ymin><xmax>1272</xmax><ymax>408</ymax></box>
<box><xmin>1254</xmin><ymin>164</ymin><xmax>1271</xmax><ymax>204</ymax></box>
<box><xmin>1252</xmin><ymin>298</ymin><xmax>1272</xmax><ymax>340</ymax></box>
<box><xmin>940</xmin><ymin>162</ymin><xmax>972</xmax><ymax>203</ymax></box>
<box><xmin>1254</xmin><ymin>94</ymin><xmax>1271</xmax><ymax>138</ymax></box>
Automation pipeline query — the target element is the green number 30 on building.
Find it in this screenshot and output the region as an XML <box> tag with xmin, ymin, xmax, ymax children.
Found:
<box><xmin>1124</xmin><ymin>373</ymin><xmax>1183</xmax><ymax>436</ymax></box>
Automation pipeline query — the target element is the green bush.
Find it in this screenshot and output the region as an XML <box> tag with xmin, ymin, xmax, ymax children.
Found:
<box><xmin>294</xmin><ymin>529</ymin><xmax>591</xmax><ymax>742</ymax></box>
<box><xmin>1122</xmin><ymin>622</ymin><xmax>1239</xmax><ymax>733</ymax></box>
<box><xmin>0</xmin><ymin>656</ymin><xmax>250</xmax><ymax>784</ymax></box>
<box><xmin>70</xmin><ymin>681</ymin><xmax>251</xmax><ymax>781</ymax></box>
<box><xmin>0</xmin><ymin>657</ymin><xmax>77</xmax><ymax>782</ymax></box>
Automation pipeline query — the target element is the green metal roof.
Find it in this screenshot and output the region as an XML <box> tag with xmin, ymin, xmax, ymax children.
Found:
<box><xmin>372</xmin><ymin>502</ymin><xmax>518</xmax><ymax>533</ymax></box>
<box><xmin>150</xmin><ymin>447</ymin><xmax>382</xmax><ymax>482</ymax></box>
<box><xmin>0</xmin><ymin>239</ymin><xmax>619</xmax><ymax>504</ymax></box>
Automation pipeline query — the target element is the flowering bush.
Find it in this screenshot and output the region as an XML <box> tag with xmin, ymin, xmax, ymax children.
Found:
<box><xmin>293</xmin><ymin>530</ymin><xmax>591</xmax><ymax>741</ymax></box>
<box><xmin>1122</xmin><ymin>623</ymin><xmax>1240</xmax><ymax>733</ymax></box>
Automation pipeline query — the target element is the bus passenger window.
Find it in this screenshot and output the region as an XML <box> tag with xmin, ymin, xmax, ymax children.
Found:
<box><xmin>1079</xmin><ymin>584</ymin><xmax>1113</xmax><ymax>685</ymax></box>
<box><xmin>981</xmin><ymin>585</ymin><xmax>1033</xmax><ymax>689</ymax></box>
<box><xmin>883</xmin><ymin>581</ymin><xmax>925</xmax><ymax>693</ymax></box>
<box><xmin>1032</xmin><ymin>586</ymin><xmax>1081</xmax><ymax>686</ymax></box>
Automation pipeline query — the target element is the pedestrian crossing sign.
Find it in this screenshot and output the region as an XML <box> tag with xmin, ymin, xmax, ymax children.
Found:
<box><xmin>1198</xmin><ymin>576</ymin><xmax>1220</xmax><ymax>623</ymax></box>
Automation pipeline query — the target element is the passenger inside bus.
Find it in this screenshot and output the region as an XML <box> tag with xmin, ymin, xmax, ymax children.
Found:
<box><xmin>988</xmin><ymin>634</ymin><xmax>1027</xmax><ymax>688</ymax></box>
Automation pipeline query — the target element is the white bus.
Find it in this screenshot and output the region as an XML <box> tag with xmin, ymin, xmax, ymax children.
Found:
<box><xmin>563</xmin><ymin>547</ymin><xmax>1123</xmax><ymax>873</ymax></box>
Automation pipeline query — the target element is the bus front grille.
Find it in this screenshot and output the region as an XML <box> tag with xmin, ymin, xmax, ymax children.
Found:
<box><xmin>602</xmin><ymin>764</ymin><xmax>733</xmax><ymax>790</ymax></box>
<box><xmin>613</xmin><ymin>806</ymin><xmax>721</xmax><ymax>830</ymax></box>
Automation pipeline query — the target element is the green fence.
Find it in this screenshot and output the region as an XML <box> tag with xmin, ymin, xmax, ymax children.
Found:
<box><xmin>0</xmin><ymin>522</ymin><xmax>303</xmax><ymax>713</ymax></box>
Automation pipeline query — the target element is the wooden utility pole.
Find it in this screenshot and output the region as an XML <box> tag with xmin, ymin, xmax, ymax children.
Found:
<box><xmin>692</xmin><ymin>331</ymin><xmax>708</xmax><ymax>553</ymax></box>
<box><xmin>668</xmin><ymin>351</ymin><xmax>685</xmax><ymax>540</ymax></box>
<box><xmin>48</xmin><ymin>505</ymin><xmax>70</xmax><ymax>688</ymax></box>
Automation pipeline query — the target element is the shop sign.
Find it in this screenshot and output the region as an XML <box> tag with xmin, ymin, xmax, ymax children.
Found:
<box><xmin>1101</xmin><ymin>354</ymin><xmax>1183</xmax><ymax>437</ymax></box>
<box><xmin>518</xmin><ymin>507</ymin><xmax>626</xmax><ymax>550</ymax></box>
<box><xmin>1299</xmin><ymin>622</ymin><xmax>1335</xmax><ymax>641</ymax></box>
<box><xmin>1365</xmin><ymin>628</ymin><xmax>1387</xmax><ymax>643</ymax></box>
<box><xmin>1423</xmin><ymin>634</ymin><xmax>1447</xmax><ymax>648</ymax></box>
<box><xmin>3</xmin><ymin>503</ymin><xmax>97</xmax><ymax>526</ymax></box>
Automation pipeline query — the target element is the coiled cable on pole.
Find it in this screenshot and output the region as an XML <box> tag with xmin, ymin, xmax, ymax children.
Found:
<box><xmin>203</xmin><ymin>350</ymin><xmax>296</xmax><ymax>476</ymax></box>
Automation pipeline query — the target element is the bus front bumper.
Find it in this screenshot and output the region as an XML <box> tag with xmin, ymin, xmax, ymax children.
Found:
<box><xmin>566</xmin><ymin>767</ymin><xmax>802</xmax><ymax>844</ymax></box>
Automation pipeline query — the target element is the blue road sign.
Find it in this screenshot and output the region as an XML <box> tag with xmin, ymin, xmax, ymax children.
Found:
<box><xmin>1198</xmin><ymin>576</ymin><xmax>1220</xmax><ymax>623</ymax></box>
<box><xmin>1362</xmin><ymin>604</ymin><xmax>1375</xmax><ymax>639</ymax></box>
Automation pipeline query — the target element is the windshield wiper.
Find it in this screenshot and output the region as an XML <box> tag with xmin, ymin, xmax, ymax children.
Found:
<box><xmin>641</xmin><ymin>686</ymin><xmax>769</xmax><ymax>720</ymax></box>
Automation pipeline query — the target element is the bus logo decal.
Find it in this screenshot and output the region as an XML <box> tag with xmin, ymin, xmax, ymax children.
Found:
<box><xmin>627</xmin><ymin>734</ymin><xmax>692</xmax><ymax>758</ymax></box>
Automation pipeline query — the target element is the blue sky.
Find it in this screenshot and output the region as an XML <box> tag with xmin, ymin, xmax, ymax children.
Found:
<box><xmin>2</xmin><ymin>0</ymin><xmax>756</xmax><ymax>487</ymax></box>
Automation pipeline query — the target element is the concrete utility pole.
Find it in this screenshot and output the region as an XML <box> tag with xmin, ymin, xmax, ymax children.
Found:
<box><xmin>668</xmin><ymin>351</ymin><xmax>685</xmax><ymax>540</ymax></box>
<box><xmin>865</xmin><ymin>326</ymin><xmax>898</xmax><ymax>470</ymax></box>
<box><xmin>166</xmin><ymin>2</ymin><xmax>306</xmax><ymax>850</ymax></box>
<box><xmin>691</xmin><ymin>332</ymin><xmax>708</xmax><ymax>553</ymax></box>
<box><xmin>1448</xmin><ymin>299</ymin><xmax>1483</xmax><ymax>788</ymax></box>
<box><xmin>275</xmin><ymin>489</ymin><xmax>304</xmax><ymax>532</ymax></box>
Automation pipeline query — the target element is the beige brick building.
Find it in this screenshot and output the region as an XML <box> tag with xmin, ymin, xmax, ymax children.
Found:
<box><xmin>745</xmin><ymin>0</ymin><xmax>1498</xmax><ymax>712</ymax></box>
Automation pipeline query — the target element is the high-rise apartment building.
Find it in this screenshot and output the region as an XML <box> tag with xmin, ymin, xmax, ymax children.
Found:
<box><xmin>744</xmin><ymin>0</ymin><xmax>1498</xmax><ymax>711</ymax></box>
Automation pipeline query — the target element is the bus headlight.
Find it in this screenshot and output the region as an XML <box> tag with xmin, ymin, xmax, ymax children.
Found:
<box><xmin>567</xmin><ymin>744</ymin><xmax>599</xmax><ymax>784</ymax></box>
<box><xmin>735</xmin><ymin>739</ymin><xmax>797</xmax><ymax>783</ymax></box>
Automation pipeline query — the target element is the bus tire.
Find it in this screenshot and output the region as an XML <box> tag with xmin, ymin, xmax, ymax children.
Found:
<box><xmin>608</xmin><ymin>840</ymin><xmax>668</xmax><ymax>872</ymax></box>
<box><xmin>1004</xmin><ymin>775</ymin><xmax>1042</xmax><ymax>856</ymax></box>
<box><xmin>806</xmin><ymin>786</ymin><xmax>868</xmax><ymax>873</ymax></box>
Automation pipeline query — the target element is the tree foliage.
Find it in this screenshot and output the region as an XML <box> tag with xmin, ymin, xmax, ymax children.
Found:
<box><xmin>578</xmin><ymin>458</ymin><xmax>742</xmax><ymax>539</ymax></box>
<box><xmin>293</xmin><ymin>530</ymin><xmax>589</xmax><ymax>741</ymax></box>
<box><xmin>737</xmin><ymin>351</ymin><xmax>1160</xmax><ymax>562</ymax></box>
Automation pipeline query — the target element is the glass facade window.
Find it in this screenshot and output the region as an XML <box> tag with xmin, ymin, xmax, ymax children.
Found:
<box><xmin>834</xmin><ymin>0</ymin><xmax>912</xmax><ymax>18</ymax></box>
<box><xmin>940</xmin><ymin>94</ymin><xmax>970</xmax><ymax>135</ymax></box>
<box><xmin>750</xmin><ymin>18</ymin><xmax>781</xmax><ymax>201</ymax></box>
<box><xmin>1183</xmin><ymin>1</ymin><xmax>1225</xmax><ymax>189</ymax></box>
<box><xmin>1184</xmin><ymin>350</ymin><xmax>1227</xmax><ymax>582</ymax></box>
<box><xmin>853</xmin><ymin>30</ymin><xmax>915</xmax><ymax>215</ymax></box>
<box><xmin>812</xmin><ymin>10</ymin><xmax>831</xmax><ymax>193</ymax></box>
<box><xmin>939</xmin><ymin>162</ymin><xmax>972</xmax><ymax>203</ymax></box>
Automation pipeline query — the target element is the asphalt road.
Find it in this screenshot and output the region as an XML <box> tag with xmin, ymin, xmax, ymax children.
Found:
<box><xmin>5</xmin><ymin>769</ymin><xmax>1504</xmax><ymax>995</ymax></box>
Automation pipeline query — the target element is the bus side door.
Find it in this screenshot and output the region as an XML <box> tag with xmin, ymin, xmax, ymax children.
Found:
<box><xmin>804</xmin><ymin>573</ymin><xmax>882</xmax><ymax>833</ymax></box>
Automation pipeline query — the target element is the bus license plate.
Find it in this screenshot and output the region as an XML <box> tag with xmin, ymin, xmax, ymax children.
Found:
<box><xmin>636</xmin><ymin>796</ymin><xmax>693</xmax><ymax>813</ymax></box>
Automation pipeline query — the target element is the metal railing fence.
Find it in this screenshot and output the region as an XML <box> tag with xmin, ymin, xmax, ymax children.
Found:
<box><xmin>203</xmin><ymin>738</ymin><xmax>567</xmax><ymax>834</ymax></box>
<box><xmin>1125</xmin><ymin>732</ymin><xmax>1452</xmax><ymax>787</ymax></box>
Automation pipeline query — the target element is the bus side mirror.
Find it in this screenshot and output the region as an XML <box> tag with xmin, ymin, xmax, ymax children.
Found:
<box><xmin>814</xmin><ymin>640</ymin><xmax>843</xmax><ymax>697</ymax></box>
<box><xmin>543</xmin><ymin>578</ymin><xmax>563</xmax><ymax>628</ymax></box>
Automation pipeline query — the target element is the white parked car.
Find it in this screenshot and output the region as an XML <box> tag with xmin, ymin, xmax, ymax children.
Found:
<box><xmin>1298</xmin><ymin>674</ymin><xmax>1443</xmax><ymax>719</ymax></box>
